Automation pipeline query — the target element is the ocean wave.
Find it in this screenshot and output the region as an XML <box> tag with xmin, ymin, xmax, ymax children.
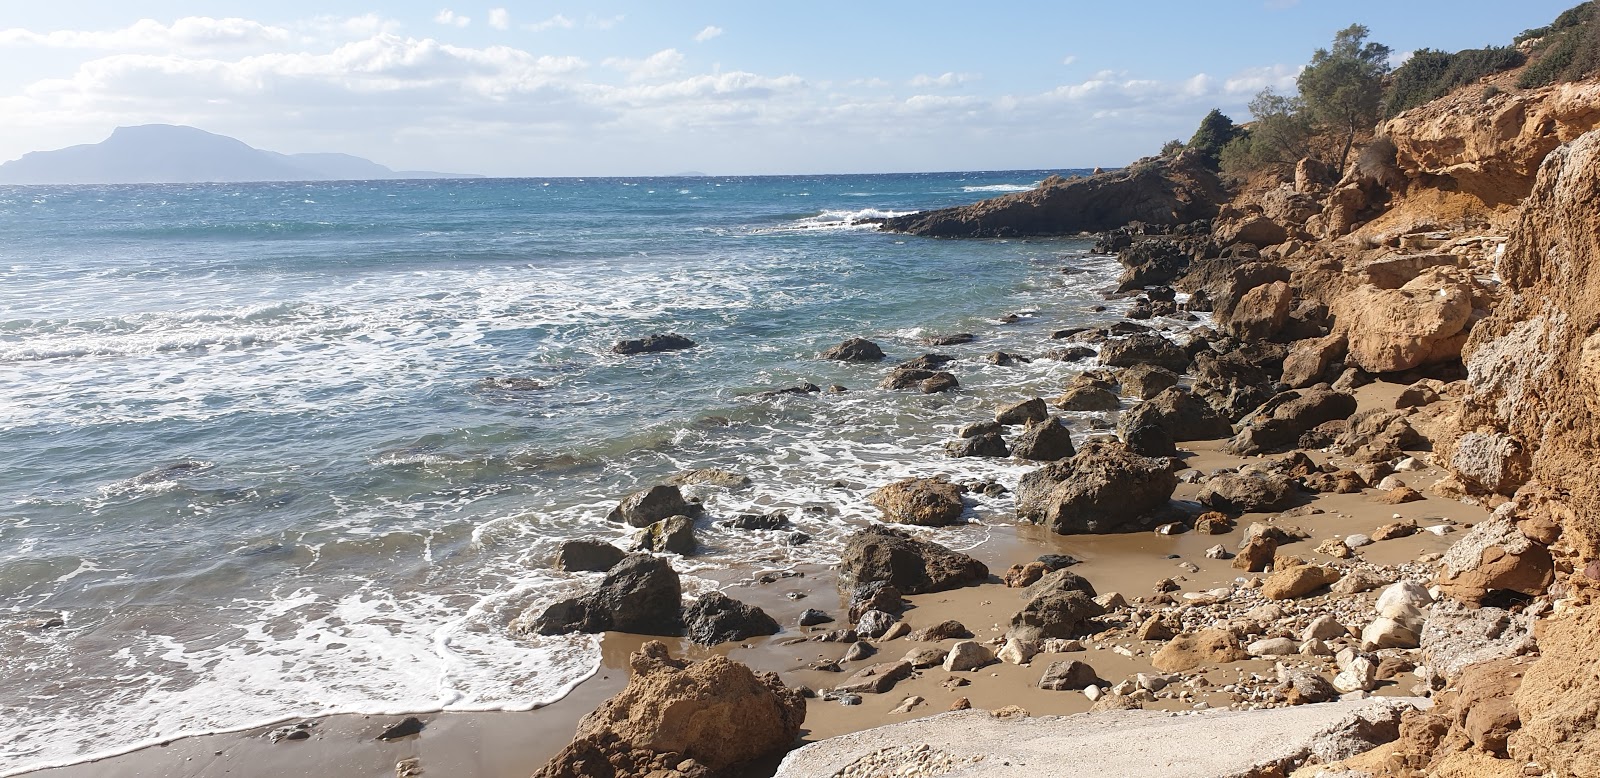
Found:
<box><xmin>754</xmin><ymin>207</ymin><xmax>915</xmax><ymax>235</ymax></box>
<box><xmin>961</xmin><ymin>183</ymin><xmax>1037</xmax><ymax>193</ymax></box>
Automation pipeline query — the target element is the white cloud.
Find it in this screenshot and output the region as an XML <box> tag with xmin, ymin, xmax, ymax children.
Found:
<box><xmin>586</xmin><ymin>15</ymin><xmax>625</xmax><ymax>31</ymax></box>
<box><xmin>488</xmin><ymin>9</ymin><xmax>511</xmax><ymax>31</ymax></box>
<box><xmin>433</xmin><ymin>9</ymin><xmax>470</xmax><ymax>28</ymax></box>
<box><xmin>603</xmin><ymin>48</ymin><xmax>685</xmax><ymax>82</ymax></box>
<box><xmin>523</xmin><ymin>14</ymin><xmax>574</xmax><ymax>32</ymax></box>
<box><xmin>694</xmin><ymin>26</ymin><xmax>723</xmax><ymax>43</ymax></box>
<box><xmin>1061</xmin><ymin>55</ymin><xmax>1077</xmax><ymax>66</ymax></box>
<box><xmin>0</xmin><ymin>17</ymin><xmax>291</xmax><ymax>51</ymax></box>
<box><xmin>909</xmin><ymin>72</ymin><xmax>976</xmax><ymax>89</ymax></box>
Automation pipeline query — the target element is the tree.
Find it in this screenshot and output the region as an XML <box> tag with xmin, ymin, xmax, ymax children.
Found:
<box><xmin>1186</xmin><ymin>109</ymin><xmax>1241</xmax><ymax>167</ymax></box>
<box><xmin>1217</xmin><ymin>89</ymin><xmax>1316</xmax><ymax>180</ymax></box>
<box><xmin>1297</xmin><ymin>24</ymin><xmax>1392</xmax><ymax>173</ymax></box>
<box><xmin>1159</xmin><ymin>139</ymin><xmax>1185</xmax><ymax>157</ymax></box>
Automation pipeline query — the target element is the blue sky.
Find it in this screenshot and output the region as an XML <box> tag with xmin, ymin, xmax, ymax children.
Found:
<box><xmin>0</xmin><ymin>1</ymin><xmax>1576</xmax><ymax>175</ymax></box>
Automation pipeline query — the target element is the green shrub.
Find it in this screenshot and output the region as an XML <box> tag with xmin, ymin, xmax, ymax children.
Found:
<box><xmin>1159</xmin><ymin>139</ymin><xmax>1185</xmax><ymax>157</ymax></box>
<box><xmin>1384</xmin><ymin>46</ymin><xmax>1524</xmax><ymax>115</ymax></box>
<box><xmin>1484</xmin><ymin>84</ymin><xmax>1503</xmax><ymax>100</ymax></box>
<box><xmin>1186</xmin><ymin>109</ymin><xmax>1241</xmax><ymax>168</ymax></box>
<box><xmin>1516</xmin><ymin>1</ymin><xmax>1600</xmax><ymax>88</ymax></box>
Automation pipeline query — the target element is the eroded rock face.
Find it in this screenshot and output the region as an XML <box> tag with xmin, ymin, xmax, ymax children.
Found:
<box><xmin>878</xmin><ymin>153</ymin><xmax>1224</xmax><ymax>237</ymax></box>
<box><xmin>836</xmin><ymin>525</ymin><xmax>988</xmax><ymax>595</ymax></box>
<box><xmin>1015</xmin><ymin>441</ymin><xmax>1178</xmax><ymax>535</ymax></box>
<box><xmin>534</xmin><ymin>641</ymin><xmax>805</xmax><ymax>777</ymax></box>
<box><xmin>1436</xmin><ymin>503</ymin><xmax>1554</xmax><ymax>606</ymax></box>
<box><xmin>869</xmin><ymin>477</ymin><xmax>967</xmax><ymax>527</ymax></box>
<box><xmin>1226</xmin><ymin>280</ymin><xmax>1294</xmax><ymax>341</ymax></box>
<box><xmin>1331</xmin><ymin>267</ymin><xmax>1480</xmax><ymax>374</ymax></box>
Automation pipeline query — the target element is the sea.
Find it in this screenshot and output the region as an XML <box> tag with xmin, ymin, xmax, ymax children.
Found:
<box><xmin>0</xmin><ymin>170</ymin><xmax>1122</xmax><ymax>774</ymax></box>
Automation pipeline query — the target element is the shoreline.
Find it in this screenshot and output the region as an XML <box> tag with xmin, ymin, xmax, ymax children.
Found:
<box><xmin>20</xmin><ymin>367</ymin><xmax>1480</xmax><ymax>777</ymax></box>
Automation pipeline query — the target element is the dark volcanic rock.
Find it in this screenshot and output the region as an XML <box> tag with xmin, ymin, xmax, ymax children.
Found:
<box><xmin>879</xmin><ymin>153</ymin><xmax>1223</xmax><ymax>238</ymax></box>
<box><xmin>945</xmin><ymin>432</ymin><xmax>1010</xmax><ymax>459</ymax></box>
<box><xmin>1016</xmin><ymin>441</ymin><xmax>1178</xmax><ymax>534</ymax></box>
<box><xmin>1117</xmin><ymin>387</ymin><xmax>1234</xmax><ymax>442</ymax></box>
<box><xmin>837</xmin><ymin>525</ymin><xmax>988</xmax><ymax>595</ymax></box>
<box><xmin>879</xmin><ymin>367</ymin><xmax>959</xmax><ymax>393</ymax></box>
<box><xmin>1012</xmin><ymin>416</ymin><xmax>1078</xmax><ymax>462</ymax></box>
<box><xmin>821</xmin><ymin>338</ymin><xmax>886</xmax><ymax>362</ymax></box>
<box><xmin>613</xmin><ymin>333</ymin><xmax>696</xmax><ymax>355</ymax></box>
<box><xmin>529</xmin><ymin>554</ymin><xmax>684</xmax><ymax>637</ymax></box>
<box><xmin>682</xmin><ymin>591</ymin><xmax>780</xmax><ymax>646</ymax></box>
<box><xmin>926</xmin><ymin>333</ymin><xmax>975</xmax><ymax>346</ymax></box>
<box><xmin>1099</xmin><ymin>334</ymin><xmax>1191</xmax><ymax>373</ymax></box>
<box><xmin>607</xmin><ymin>485</ymin><xmax>694</xmax><ymax>528</ymax></box>
<box><xmin>556</xmin><ymin>539</ymin><xmax>626</xmax><ymax>572</ymax></box>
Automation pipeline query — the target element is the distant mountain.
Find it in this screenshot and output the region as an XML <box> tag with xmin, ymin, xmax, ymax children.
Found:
<box><xmin>0</xmin><ymin>125</ymin><xmax>478</xmax><ymax>185</ymax></box>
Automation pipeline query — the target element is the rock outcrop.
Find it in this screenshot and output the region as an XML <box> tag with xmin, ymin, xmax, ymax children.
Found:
<box><xmin>1016</xmin><ymin>441</ymin><xmax>1178</xmax><ymax>534</ymax></box>
<box><xmin>878</xmin><ymin>152</ymin><xmax>1223</xmax><ymax>237</ymax></box>
<box><xmin>535</xmin><ymin>641</ymin><xmax>804</xmax><ymax>777</ymax></box>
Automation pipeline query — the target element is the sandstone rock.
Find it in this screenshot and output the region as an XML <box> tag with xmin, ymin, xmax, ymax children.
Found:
<box><xmin>821</xmin><ymin>337</ymin><xmax>885</xmax><ymax>362</ymax></box>
<box><xmin>902</xmin><ymin>647</ymin><xmax>948</xmax><ymax>669</ymax></box>
<box><xmin>612</xmin><ymin>333</ymin><xmax>696</xmax><ymax>355</ymax></box>
<box><xmin>1226</xmin><ymin>280</ymin><xmax>1294</xmax><ymax>341</ymax></box>
<box><xmin>835</xmin><ymin>661</ymin><xmax>914</xmax><ymax>694</ymax></box>
<box><xmin>1151</xmin><ymin>628</ymin><xmax>1246</xmax><ymax>672</ymax></box>
<box><xmin>1198</xmin><ymin>471</ymin><xmax>1297</xmax><ymax>514</ymax></box>
<box><xmin>1233</xmin><ymin>536</ymin><xmax>1278</xmax><ymax>573</ymax></box>
<box><xmin>869</xmin><ymin>477</ymin><xmax>966</xmax><ymax>527</ymax></box>
<box><xmin>527</xmin><ymin>554</ymin><xmax>684</xmax><ymax>637</ymax></box>
<box><xmin>996</xmin><ymin>397</ymin><xmax>1049</xmax><ymax>426</ymax></box>
<box><xmin>1275</xmin><ymin>667</ymin><xmax>1338</xmax><ymax>705</ymax></box>
<box><xmin>998</xmin><ymin>637</ymin><xmax>1040</xmax><ymax>666</ymax></box>
<box><xmin>1304</xmin><ymin>615</ymin><xmax>1349</xmax><ymax>642</ymax></box>
<box><xmin>1012</xmin><ymin>416</ymin><xmax>1078</xmax><ymax>462</ymax></box>
<box><xmin>607</xmin><ymin>484</ymin><xmax>694</xmax><ymax>528</ymax></box>
<box><xmin>1331</xmin><ymin>268</ymin><xmax>1478</xmax><ymax>373</ymax></box>
<box><xmin>1448</xmin><ymin>430</ymin><xmax>1532</xmax><ymax>496</ymax></box>
<box><xmin>1002</xmin><ymin>562</ymin><xmax>1049</xmax><ymax>588</ymax></box>
<box><xmin>1055</xmin><ymin>385</ymin><xmax>1122</xmax><ymax>411</ymax></box>
<box><xmin>555</xmin><ymin>539</ymin><xmax>625</xmax><ymax>572</ymax></box>
<box><xmin>944</xmin><ymin>433</ymin><xmax>1010</xmax><ymax>459</ymax></box>
<box><xmin>1435</xmin><ymin>503</ymin><xmax>1554</xmax><ymax>605</ymax></box>
<box><xmin>1331</xmin><ymin>568</ymin><xmax>1393</xmax><ymax>595</ymax></box>
<box><xmin>683</xmin><ymin>592</ymin><xmax>780</xmax><ymax>646</ymax></box>
<box><xmin>1008</xmin><ymin>589</ymin><xmax>1105</xmax><ymax>642</ymax></box>
<box><xmin>943</xmin><ymin>641</ymin><xmax>995</xmax><ymax>672</ymax></box>
<box><xmin>1225</xmin><ymin>388</ymin><xmax>1358</xmax><ymax>456</ymax></box>
<box><xmin>1194</xmin><ymin>512</ymin><xmax>1234</xmax><ymax>534</ymax></box>
<box><xmin>1248</xmin><ymin>637</ymin><xmax>1298</xmax><ymax>657</ymax></box>
<box><xmin>836</xmin><ymin>526</ymin><xmax>988</xmax><ymax>595</ymax></box>
<box><xmin>1118</xmin><ymin>387</ymin><xmax>1233</xmax><ymax>442</ymax></box>
<box><xmin>1099</xmin><ymin>333</ymin><xmax>1191</xmax><ymax>373</ymax></box>
<box><xmin>632</xmin><ymin>515</ymin><xmax>697</xmax><ymax>555</ymax></box>
<box><xmin>1216</xmin><ymin>214</ymin><xmax>1289</xmax><ymax>249</ymax></box>
<box><xmin>1015</xmin><ymin>441</ymin><xmax>1178</xmax><ymax>535</ymax></box>
<box><xmin>910</xmin><ymin>620</ymin><xmax>971</xmax><ymax>642</ymax></box>
<box><xmin>1261</xmin><ymin>565</ymin><xmax>1340</xmax><ymax>600</ymax></box>
<box><xmin>1281</xmin><ymin>333</ymin><xmax>1348</xmax><ymax>389</ymax></box>
<box><xmin>533</xmin><ymin>641</ymin><xmax>803</xmax><ymax>777</ymax></box>
<box><xmin>1118</xmin><ymin>364</ymin><xmax>1181</xmax><ymax>400</ymax></box>
<box><xmin>1372</xmin><ymin>520</ymin><xmax>1419</xmax><ymax>541</ymax></box>
<box><xmin>1376</xmin><ymin>486</ymin><xmax>1424</xmax><ymax>504</ymax></box>
<box><xmin>1039</xmin><ymin>660</ymin><xmax>1103</xmax><ymax>691</ymax></box>
<box><xmin>1024</xmin><ymin>568</ymin><xmax>1098</xmax><ymax>600</ymax></box>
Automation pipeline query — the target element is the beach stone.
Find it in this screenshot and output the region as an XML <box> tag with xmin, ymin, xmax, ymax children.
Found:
<box><xmin>1316</xmin><ymin>537</ymin><xmax>1355</xmax><ymax>559</ymax></box>
<box><xmin>1002</xmin><ymin>561</ymin><xmax>1050</xmax><ymax>588</ymax></box>
<box><xmin>1194</xmin><ymin>512</ymin><xmax>1234</xmax><ymax>535</ymax></box>
<box><xmin>1198</xmin><ymin>471</ymin><xmax>1298</xmax><ymax>514</ymax></box>
<box><xmin>843</xmin><ymin>641</ymin><xmax>876</xmax><ymax>662</ymax></box>
<box><xmin>1008</xmin><ymin>589</ymin><xmax>1105</xmax><ymax>642</ymax></box>
<box><xmin>533</xmin><ymin>641</ymin><xmax>803</xmax><ymax>777</ymax></box>
<box><xmin>1118</xmin><ymin>387</ymin><xmax>1234</xmax><ymax>442</ymax></box>
<box><xmin>631</xmin><ymin>515</ymin><xmax>697</xmax><ymax>555</ymax></box>
<box><xmin>527</xmin><ymin>554</ymin><xmax>683</xmax><ymax>637</ymax></box>
<box><xmin>1056</xmin><ymin>385</ymin><xmax>1121</xmax><ymax>411</ymax></box>
<box><xmin>1376</xmin><ymin>486</ymin><xmax>1424</xmax><ymax>504</ymax></box>
<box><xmin>982</xmin><ymin>350</ymin><xmax>1030</xmax><ymax>365</ymax></box>
<box><xmin>1015</xmin><ymin>441</ymin><xmax>1178</xmax><ymax>535</ymax></box>
<box><xmin>880</xmin><ymin>367</ymin><xmax>959</xmax><ymax>393</ymax></box>
<box><xmin>1135</xmin><ymin>614</ymin><xmax>1178</xmax><ymax>641</ymax></box>
<box><xmin>1261</xmin><ymin>565</ymin><xmax>1340</xmax><ymax>600</ymax></box>
<box><xmin>1248</xmin><ymin>637</ymin><xmax>1299</xmax><ymax>657</ymax></box>
<box><xmin>1151</xmin><ymin>628</ymin><xmax>1247</xmax><ymax>672</ymax></box>
<box><xmin>847</xmin><ymin>581</ymin><xmax>906</xmax><ymax>621</ymax></box>
<box><xmin>1331</xmin><ymin>568</ymin><xmax>1393</xmax><ymax>595</ymax></box>
<box><xmin>555</xmin><ymin>539</ymin><xmax>626</xmax><ymax>572</ymax></box>
<box><xmin>881</xmin><ymin>621</ymin><xmax>911</xmax><ymax>641</ymax></box>
<box><xmin>1372</xmin><ymin>520</ymin><xmax>1418</xmax><ymax>541</ymax></box>
<box><xmin>1012</xmin><ymin>416</ymin><xmax>1078</xmax><ymax>462</ymax></box>
<box><xmin>836</xmin><ymin>525</ymin><xmax>988</xmax><ymax>595</ymax></box>
<box><xmin>944</xmin><ymin>432</ymin><xmax>1010</xmax><ymax>459</ymax></box>
<box><xmin>998</xmin><ymin>637</ymin><xmax>1040</xmax><ymax>665</ymax></box>
<box><xmin>888</xmin><ymin>695</ymin><xmax>925</xmax><ymax>715</ymax></box>
<box><xmin>821</xmin><ymin>337</ymin><xmax>885</xmax><ymax>362</ymax></box>
<box><xmin>1276</xmin><ymin>667</ymin><xmax>1339</xmax><ymax>705</ymax></box>
<box><xmin>1099</xmin><ymin>333</ymin><xmax>1191</xmax><ymax>372</ymax></box>
<box><xmin>1233</xmin><ymin>535</ymin><xmax>1278</xmax><ymax>573</ymax></box>
<box><xmin>927</xmin><ymin>333</ymin><xmax>975</xmax><ymax>346</ymax></box>
<box><xmin>868</xmin><ymin>477</ymin><xmax>966</xmax><ymax>526</ymax></box>
<box><xmin>957</xmin><ymin>420</ymin><xmax>1003</xmax><ymax>439</ymax></box>
<box><xmin>606</xmin><ymin>484</ymin><xmax>694</xmax><ymax>528</ymax></box>
<box><xmin>1205</xmin><ymin>544</ymin><xmax>1232</xmax><ymax>560</ymax></box>
<box><xmin>996</xmin><ymin>397</ymin><xmax>1049</xmax><ymax>425</ymax></box>
<box><xmin>1093</xmin><ymin>592</ymin><xmax>1129</xmax><ymax>611</ymax></box>
<box><xmin>1039</xmin><ymin>660</ymin><xmax>1103</xmax><ymax>691</ymax></box>
<box><xmin>903</xmin><ymin>647</ymin><xmax>948</xmax><ymax>669</ymax></box>
<box><xmin>1344</xmin><ymin>533</ymin><xmax>1373</xmax><ymax>549</ymax></box>
<box><xmin>943</xmin><ymin>640</ymin><xmax>995</xmax><ymax>672</ymax></box>
<box><xmin>834</xmin><ymin>661</ymin><xmax>915</xmax><ymax>695</ymax></box>
<box><xmin>683</xmin><ymin>592</ymin><xmax>780</xmax><ymax>646</ymax></box>
<box><xmin>911</xmin><ymin>620</ymin><xmax>971</xmax><ymax>642</ymax></box>
<box><xmin>798</xmin><ymin>609</ymin><xmax>833</xmax><ymax>627</ymax></box>
<box><xmin>1333</xmin><ymin>650</ymin><xmax>1378</xmax><ymax>693</ymax></box>
<box><xmin>1303</xmin><ymin>615</ymin><xmax>1348</xmax><ymax>642</ymax></box>
<box><xmin>1119</xmin><ymin>364</ymin><xmax>1180</xmax><ymax>400</ymax></box>
<box><xmin>1024</xmin><ymin>568</ymin><xmax>1098</xmax><ymax>600</ymax></box>
<box><xmin>722</xmin><ymin>510</ymin><xmax>789</xmax><ymax>531</ymax></box>
<box><xmin>612</xmin><ymin>333</ymin><xmax>696</xmax><ymax>355</ymax></box>
<box><xmin>855</xmin><ymin>610</ymin><xmax>899</xmax><ymax>639</ymax></box>
<box><xmin>1045</xmin><ymin>346</ymin><xmax>1097</xmax><ymax>361</ymax></box>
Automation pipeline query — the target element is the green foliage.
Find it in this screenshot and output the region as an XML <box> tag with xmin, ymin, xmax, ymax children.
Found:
<box><xmin>1217</xmin><ymin>90</ymin><xmax>1315</xmax><ymax>181</ymax></box>
<box><xmin>1297</xmin><ymin>24</ymin><xmax>1393</xmax><ymax>170</ymax></box>
<box><xmin>1517</xmin><ymin>7</ymin><xmax>1600</xmax><ymax>88</ymax></box>
<box><xmin>1159</xmin><ymin>139</ymin><xmax>1185</xmax><ymax>157</ymax></box>
<box><xmin>1185</xmin><ymin>109</ymin><xmax>1241</xmax><ymax>168</ymax></box>
<box><xmin>1516</xmin><ymin>2</ymin><xmax>1595</xmax><ymax>42</ymax></box>
<box><xmin>1484</xmin><ymin>84</ymin><xmax>1503</xmax><ymax>100</ymax></box>
<box><xmin>1384</xmin><ymin>46</ymin><xmax>1525</xmax><ymax>115</ymax></box>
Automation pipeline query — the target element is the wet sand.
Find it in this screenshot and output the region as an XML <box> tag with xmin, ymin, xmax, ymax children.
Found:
<box><xmin>20</xmin><ymin>378</ymin><xmax>1476</xmax><ymax>778</ymax></box>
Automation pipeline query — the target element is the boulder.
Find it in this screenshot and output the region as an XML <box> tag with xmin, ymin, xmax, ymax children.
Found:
<box><xmin>1261</xmin><ymin>565</ymin><xmax>1340</xmax><ymax>600</ymax></box>
<box><xmin>1055</xmin><ymin>385</ymin><xmax>1122</xmax><ymax>411</ymax></box>
<box><xmin>1151</xmin><ymin>628</ymin><xmax>1247</xmax><ymax>672</ymax></box>
<box><xmin>1225</xmin><ymin>280</ymin><xmax>1294</xmax><ymax>341</ymax></box>
<box><xmin>1012</xmin><ymin>416</ymin><xmax>1077</xmax><ymax>462</ymax></box>
<box><xmin>1232</xmin><ymin>535</ymin><xmax>1279</xmax><ymax>573</ymax></box>
<box><xmin>1435</xmin><ymin>503</ymin><xmax>1554</xmax><ymax>605</ymax></box>
<box><xmin>880</xmin><ymin>367</ymin><xmax>959</xmax><ymax>393</ymax></box>
<box><xmin>527</xmin><ymin>554</ymin><xmax>685</xmax><ymax>637</ymax></box>
<box><xmin>555</xmin><ymin>539</ymin><xmax>626</xmax><ymax>572</ymax></box>
<box><xmin>683</xmin><ymin>592</ymin><xmax>781</xmax><ymax>646</ymax></box>
<box><xmin>911</xmin><ymin>620</ymin><xmax>971</xmax><ymax>642</ymax></box>
<box><xmin>1007</xmin><ymin>589</ymin><xmax>1105</xmax><ymax>642</ymax></box>
<box><xmin>1115</xmin><ymin>239</ymin><xmax>1195</xmax><ymax>292</ymax></box>
<box><xmin>1099</xmin><ymin>334</ymin><xmax>1191</xmax><ymax>373</ymax></box>
<box><xmin>821</xmin><ymin>338</ymin><xmax>886</xmax><ymax>362</ymax></box>
<box><xmin>982</xmin><ymin>351</ymin><xmax>1031</xmax><ymax>366</ymax></box>
<box><xmin>1216</xmin><ymin>214</ymin><xmax>1289</xmax><ymax>248</ymax></box>
<box><xmin>1118</xmin><ymin>387</ymin><xmax>1233</xmax><ymax>442</ymax></box>
<box><xmin>996</xmin><ymin>397</ymin><xmax>1049</xmax><ymax>425</ymax></box>
<box><xmin>945</xmin><ymin>433</ymin><xmax>1010</xmax><ymax>459</ymax></box>
<box><xmin>855</xmin><ymin>610</ymin><xmax>899</xmax><ymax>639</ymax></box>
<box><xmin>1118</xmin><ymin>364</ymin><xmax>1180</xmax><ymax>400</ymax></box>
<box><xmin>1449</xmin><ymin>431</ymin><xmax>1532</xmax><ymax>496</ymax></box>
<box><xmin>1280</xmin><ymin>333</ymin><xmax>1348</xmax><ymax>389</ymax></box>
<box><xmin>1330</xmin><ymin>268</ymin><xmax>1478</xmax><ymax>373</ymax></box>
<box><xmin>943</xmin><ymin>641</ymin><xmax>995</xmax><ymax>672</ymax></box>
<box><xmin>836</xmin><ymin>526</ymin><xmax>988</xmax><ymax>595</ymax></box>
<box><xmin>1225</xmin><ymin>388</ymin><xmax>1358</xmax><ymax>456</ymax></box>
<box><xmin>868</xmin><ymin>477</ymin><xmax>967</xmax><ymax>527</ymax></box>
<box><xmin>834</xmin><ymin>661</ymin><xmax>914</xmax><ymax>695</ymax></box>
<box><xmin>1039</xmin><ymin>660</ymin><xmax>1104</xmax><ymax>691</ymax></box>
<box><xmin>1015</xmin><ymin>441</ymin><xmax>1178</xmax><ymax>535</ymax></box>
<box><xmin>1023</xmin><ymin>568</ymin><xmax>1098</xmax><ymax>600</ymax></box>
<box><xmin>533</xmin><ymin>641</ymin><xmax>803</xmax><ymax>777</ymax></box>
<box><xmin>632</xmin><ymin>515</ymin><xmax>698</xmax><ymax>555</ymax></box>
<box><xmin>612</xmin><ymin>333</ymin><xmax>697</xmax><ymax>355</ymax></box>
<box><xmin>722</xmin><ymin>510</ymin><xmax>789</xmax><ymax>531</ymax></box>
<box><xmin>926</xmin><ymin>333</ymin><xmax>975</xmax><ymax>346</ymax></box>
<box><xmin>607</xmin><ymin>484</ymin><xmax>694</xmax><ymax>528</ymax></box>
<box><xmin>1276</xmin><ymin>668</ymin><xmax>1339</xmax><ymax>705</ymax></box>
<box><xmin>1197</xmin><ymin>471</ymin><xmax>1297</xmax><ymax>514</ymax></box>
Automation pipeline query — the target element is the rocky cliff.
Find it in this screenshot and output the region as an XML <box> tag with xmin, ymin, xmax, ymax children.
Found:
<box><xmin>878</xmin><ymin>151</ymin><xmax>1223</xmax><ymax>237</ymax></box>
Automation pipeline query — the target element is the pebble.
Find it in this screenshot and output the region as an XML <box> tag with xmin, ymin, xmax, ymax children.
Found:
<box><xmin>1424</xmin><ymin>525</ymin><xmax>1456</xmax><ymax>535</ymax></box>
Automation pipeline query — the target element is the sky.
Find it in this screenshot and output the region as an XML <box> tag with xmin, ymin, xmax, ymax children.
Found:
<box><xmin>0</xmin><ymin>1</ymin><xmax>1577</xmax><ymax>176</ymax></box>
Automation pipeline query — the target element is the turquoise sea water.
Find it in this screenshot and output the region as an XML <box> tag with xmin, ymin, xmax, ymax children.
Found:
<box><xmin>0</xmin><ymin>171</ymin><xmax>1117</xmax><ymax>773</ymax></box>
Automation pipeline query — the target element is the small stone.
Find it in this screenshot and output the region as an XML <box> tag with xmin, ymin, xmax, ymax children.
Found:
<box><xmin>1093</xmin><ymin>592</ymin><xmax>1129</xmax><ymax>610</ymax></box>
<box><xmin>949</xmin><ymin>697</ymin><xmax>972</xmax><ymax>711</ymax></box>
<box><xmin>1302</xmin><ymin>615</ymin><xmax>1347</xmax><ymax>642</ymax></box>
<box><xmin>798</xmin><ymin>609</ymin><xmax>833</xmax><ymax>627</ymax></box>
<box><xmin>889</xmin><ymin>695</ymin><xmax>925</xmax><ymax>714</ymax></box>
<box><xmin>881</xmin><ymin>621</ymin><xmax>912</xmax><ymax>641</ymax></box>
<box><xmin>1376</xmin><ymin>475</ymin><xmax>1407</xmax><ymax>491</ymax></box>
<box><xmin>1344</xmin><ymin>534</ymin><xmax>1373</xmax><ymax>549</ymax></box>
<box><xmin>998</xmin><ymin>637</ymin><xmax>1040</xmax><ymax>665</ymax></box>
<box><xmin>843</xmin><ymin>641</ymin><xmax>876</xmax><ymax>662</ymax></box>
<box><xmin>1247</xmin><ymin>637</ymin><xmax>1298</xmax><ymax>657</ymax></box>
<box><xmin>377</xmin><ymin>717</ymin><xmax>424</xmax><ymax>741</ymax></box>
<box><xmin>943</xmin><ymin>640</ymin><xmax>995</xmax><ymax>672</ymax></box>
<box><xmin>1424</xmin><ymin>524</ymin><xmax>1456</xmax><ymax>535</ymax></box>
<box><xmin>902</xmin><ymin>647</ymin><xmax>948</xmax><ymax>669</ymax></box>
<box><xmin>1205</xmin><ymin>544</ymin><xmax>1233</xmax><ymax>560</ymax></box>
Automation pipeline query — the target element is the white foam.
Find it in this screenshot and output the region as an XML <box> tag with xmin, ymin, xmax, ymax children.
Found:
<box><xmin>961</xmin><ymin>183</ymin><xmax>1038</xmax><ymax>193</ymax></box>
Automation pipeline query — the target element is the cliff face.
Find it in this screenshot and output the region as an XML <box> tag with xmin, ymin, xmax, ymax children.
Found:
<box><xmin>878</xmin><ymin>152</ymin><xmax>1223</xmax><ymax>237</ymax></box>
<box><xmin>1383</xmin><ymin>81</ymin><xmax>1600</xmax><ymax>207</ymax></box>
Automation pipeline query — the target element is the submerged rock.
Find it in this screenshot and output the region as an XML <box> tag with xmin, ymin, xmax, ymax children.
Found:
<box><xmin>821</xmin><ymin>338</ymin><xmax>886</xmax><ymax>362</ymax></box>
<box><xmin>526</xmin><ymin>554</ymin><xmax>684</xmax><ymax>637</ymax></box>
<box><xmin>612</xmin><ymin>333</ymin><xmax>697</xmax><ymax>355</ymax></box>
